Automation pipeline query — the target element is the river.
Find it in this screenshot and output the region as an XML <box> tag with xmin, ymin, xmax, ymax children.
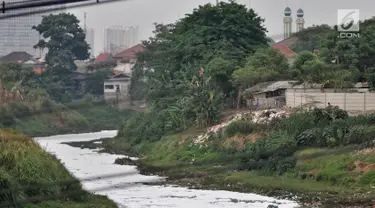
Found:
<box><xmin>35</xmin><ymin>131</ymin><xmax>299</xmax><ymax>208</ymax></box>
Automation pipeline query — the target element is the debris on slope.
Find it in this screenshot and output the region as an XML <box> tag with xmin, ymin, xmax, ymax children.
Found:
<box><xmin>192</xmin><ymin>109</ymin><xmax>290</xmax><ymax>145</ymax></box>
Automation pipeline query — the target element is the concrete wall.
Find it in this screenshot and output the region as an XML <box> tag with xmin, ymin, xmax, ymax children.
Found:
<box><xmin>285</xmin><ymin>89</ymin><xmax>375</xmax><ymax>110</ymax></box>
<box><xmin>103</xmin><ymin>80</ymin><xmax>131</xmax><ymax>103</ymax></box>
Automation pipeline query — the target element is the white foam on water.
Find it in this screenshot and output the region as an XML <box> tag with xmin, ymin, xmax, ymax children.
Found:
<box><xmin>35</xmin><ymin>131</ymin><xmax>299</xmax><ymax>208</ymax></box>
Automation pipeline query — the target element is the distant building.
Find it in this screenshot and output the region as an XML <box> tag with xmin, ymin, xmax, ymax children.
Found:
<box><xmin>0</xmin><ymin>2</ymin><xmax>66</xmax><ymax>58</ymax></box>
<box><xmin>0</xmin><ymin>51</ymin><xmax>46</xmax><ymax>75</ymax></box>
<box><xmin>103</xmin><ymin>73</ymin><xmax>131</xmax><ymax>104</ymax></box>
<box><xmin>283</xmin><ymin>7</ymin><xmax>292</xmax><ymax>39</ymax></box>
<box><xmin>113</xmin><ymin>44</ymin><xmax>144</xmax><ymax>76</ymax></box>
<box><xmin>296</xmin><ymin>8</ymin><xmax>305</xmax><ymax>33</ymax></box>
<box><xmin>271</xmin><ymin>36</ymin><xmax>297</xmax><ymax>64</ymax></box>
<box><xmin>85</xmin><ymin>28</ymin><xmax>95</xmax><ymax>57</ymax></box>
<box><xmin>104</xmin><ymin>26</ymin><xmax>127</xmax><ymax>54</ymax></box>
<box><xmin>125</xmin><ymin>26</ymin><xmax>140</xmax><ymax>48</ymax></box>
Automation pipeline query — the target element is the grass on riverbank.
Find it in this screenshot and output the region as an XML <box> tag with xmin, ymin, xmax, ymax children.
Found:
<box><xmin>2</xmin><ymin>98</ymin><xmax>132</xmax><ymax>137</ymax></box>
<box><xmin>82</xmin><ymin>107</ymin><xmax>375</xmax><ymax>207</ymax></box>
<box><xmin>0</xmin><ymin>129</ymin><xmax>117</xmax><ymax>208</ymax></box>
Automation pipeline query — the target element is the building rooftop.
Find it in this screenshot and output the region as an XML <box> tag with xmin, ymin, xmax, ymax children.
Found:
<box><xmin>113</xmin><ymin>44</ymin><xmax>144</xmax><ymax>60</ymax></box>
<box><xmin>0</xmin><ymin>52</ymin><xmax>33</xmax><ymax>63</ymax></box>
<box><xmin>271</xmin><ymin>44</ymin><xmax>296</xmax><ymax>57</ymax></box>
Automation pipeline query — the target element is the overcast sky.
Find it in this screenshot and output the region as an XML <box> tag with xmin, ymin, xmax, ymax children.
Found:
<box><xmin>67</xmin><ymin>0</ymin><xmax>375</xmax><ymax>56</ymax></box>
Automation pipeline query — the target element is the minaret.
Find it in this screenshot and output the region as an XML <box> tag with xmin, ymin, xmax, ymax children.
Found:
<box><xmin>283</xmin><ymin>7</ymin><xmax>292</xmax><ymax>39</ymax></box>
<box><xmin>296</xmin><ymin>8</ymin><xmax>305</xmax><ymax>33</ymax></box>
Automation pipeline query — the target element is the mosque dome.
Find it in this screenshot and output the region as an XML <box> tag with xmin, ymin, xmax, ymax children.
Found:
<box><xmin>284</xmin><ymin>7</ymin><xmax>292</xmax><ymax>16</ymax></box>
<box><xmin>297</xmin><ymin>8</ymin><xmax>304</xmax><ymax>17</ymax></box>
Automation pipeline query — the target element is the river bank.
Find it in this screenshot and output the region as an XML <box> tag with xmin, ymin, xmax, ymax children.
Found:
<box><xmin>8</xmin><ymin>100</ymin><xmax>131</xmax><ymax>137</ymax></box>
<box><xmin>65</xmin><ymin>128</ymin><xmax>375</xmax><ymax>208</ymax></box>
<box><xmin>0</xmin><ymin>129</ymin><xmax>117</xmax><ymax>208</ymax></box>
<box><xmin>38</xmin><ymin>131</ymin><xmax>298</xmax><ymax>208</ymax></box>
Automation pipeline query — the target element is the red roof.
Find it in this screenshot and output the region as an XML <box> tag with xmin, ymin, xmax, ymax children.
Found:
<box><xmin>114</xmin><ymin>44</ymin><xmax>144</xmax><ymax>59</ymax></box>
<box><xmin>271</xmin><ymin>44</ymin><xmax>296</xmax><ymax>58</ymax></box>
<box><xmin>96</xmin><ymin>53</ymin><xmax>112</xmax><ymax>62</ymax></box>
<box><xmin>275</xmin><ymin>36</ymin><xmax>298</xmax><ymax>48</ymax></box>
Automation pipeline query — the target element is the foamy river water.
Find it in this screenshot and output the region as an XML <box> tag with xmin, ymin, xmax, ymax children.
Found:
<box><xmin>34</xmin><ymin>131</ymin><xmax>299</xmax><ymax>208</ymax></box>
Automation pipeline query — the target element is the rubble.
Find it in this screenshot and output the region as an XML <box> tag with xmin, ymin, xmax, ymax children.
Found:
<box><xmin>192</xmin><ymin>109</ymin><xmax>290</xmax><ymax>145</ymax></box>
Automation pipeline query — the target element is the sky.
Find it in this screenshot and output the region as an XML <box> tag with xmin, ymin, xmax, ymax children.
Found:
<box><xmin>67</xmin><ymin>0</ymin><xmax>375</xmax><ymax>56</ymax></box>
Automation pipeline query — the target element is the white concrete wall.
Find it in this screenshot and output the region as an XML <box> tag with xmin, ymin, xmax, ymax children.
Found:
<box><xmin>285</xmin><ymin>89</ymin><xmax>375</xmax><ymax>111</ymax></box>
<box><xmin>103</xmin><ymin>80</ymin><xmax>131</xmax><ymax>102</ymax></box>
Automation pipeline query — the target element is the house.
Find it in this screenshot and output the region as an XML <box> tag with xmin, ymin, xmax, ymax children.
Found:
<box><xmin>0</xmin><ymin>51</ymin><xmax>46</xmax><ymax>75</ymax></box>
<box><xmin>103</xmin><ymin>73</ymin><xmax>131</xmax><ymax>104</ymax></box>
<box><xmin>244</xmin><ymin>81</ymin><xmax>299</xmax><ymax>109</ymax></box>
<box><xmin>271</xmin><ymin>36</ymin><xmax>297</xmax><ymax>64</ymax></box>
<box><xmin>113</xmin><ymin>44</ymin><xmax>144</xmax><ymax>76</ymax></box>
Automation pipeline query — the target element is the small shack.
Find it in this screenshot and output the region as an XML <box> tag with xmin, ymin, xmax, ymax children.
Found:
<box><xmin>244</xmin><ymin>80</ymin><xmax>298</xmax><ymax>109</ymax></box>
<box><xmin>103</xmin><ymin>73</ymin><xmax>131</xmax><ymax>104</ymax></box>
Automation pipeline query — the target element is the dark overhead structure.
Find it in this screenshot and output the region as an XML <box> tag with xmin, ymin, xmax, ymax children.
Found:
<box><xmin>0</xmin><ymin>0</ymin><xmax>126</xmax><ymax>19</ymax></box>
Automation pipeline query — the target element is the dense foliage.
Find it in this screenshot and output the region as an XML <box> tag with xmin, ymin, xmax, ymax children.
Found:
<box><xmin>122</xmin><ymin>2</ymin><xmax>270</xmax><ymax>141</ymax></box>
<box><xmin>0</xmin><ymin>129</ymin><xmax>117</xmax><ymax>208</ymax></box>
<box><xmin>33</xmin><ymin>13</ymin><xmax>90</xmax><ymax>101</ymax></box>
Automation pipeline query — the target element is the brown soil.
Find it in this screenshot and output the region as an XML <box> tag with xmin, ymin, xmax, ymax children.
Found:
<box><xmin>356</xmin><ymin>148</ymin><xmax>375</xmax><ymax>156</ymax></box>
<box><xmin>230</xmin><ymin>133</ymin><xmax>265</xmax><ymax>149</ymax></box>
<box><xmin>179</xmin><ymin>135</ymin><xmax>189</xmax><ymax>147</ymax></box>
<box><xmin>305</xmin><ymin>169</ymin><xmax>322</xmax><ymax>177</ymax></box>
<box><xmin>354</xmin><ymin>160</ymin><xmax>375</xmax><ymax>173</ymax></box>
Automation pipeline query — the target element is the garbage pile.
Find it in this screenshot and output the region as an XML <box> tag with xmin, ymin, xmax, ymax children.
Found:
<box><xmin>192</xmin><ymin>109</ymin><xmax>290</xmax><ymax>145</ymax></box>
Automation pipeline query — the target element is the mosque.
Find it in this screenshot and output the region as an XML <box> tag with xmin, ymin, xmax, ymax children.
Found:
<box><xmin>283</xmin><ymin>7</ymin><xmax>305</xmax><ymax>39</ymax></box>
<box><xmin>270</xmin><ymin>7</ymin><xmax>305</xmax><ymax>61</ymax></box>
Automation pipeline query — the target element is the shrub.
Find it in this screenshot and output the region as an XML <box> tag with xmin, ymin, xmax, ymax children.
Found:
<box><xmin>315</xmin><ymin>169</ymin><xmax>346</xmax><ymax>184</ymax></box>
<box><xmin>83</xmin><ymin>94</ymin><xmax>95</xmax><ymax>106</ymax></box>
<box><xmin>358</xmin><ymin>170</ymin><xmax>375</xmax><ymax>185</ymax></box>
<box><xmin>343</xmin><ymin>125</ymin><xmax>375</xmax><ymax>145</ymax></box>
<box><xmin>295</xmin><ymin>128</ymin><xmax>324</xmax><ymax>146</ymax></box>
<box><xmin>225</xmin><ymin>120</ymin><xmax>255</xmax><ymax>137</ymax></box>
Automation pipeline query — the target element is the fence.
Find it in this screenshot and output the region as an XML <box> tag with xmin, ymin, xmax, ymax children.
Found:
<box><xmin>285</xmin><ymin>90</ymin><xmax>375</xmax><ymax>111</ymax></box>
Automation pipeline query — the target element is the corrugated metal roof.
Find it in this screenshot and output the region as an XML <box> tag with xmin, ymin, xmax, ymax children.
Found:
<box><xmin>246</xmin><ymin>80</ymin><xmax>298</xmax><ymax>94</ymax></box>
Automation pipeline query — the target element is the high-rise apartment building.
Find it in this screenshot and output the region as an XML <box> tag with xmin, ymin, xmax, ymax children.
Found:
<box><xmin>104</xmin><ymin>26</ymin><xmax>126</xmax><ymax>54</ymax></box>
<box><xmin>85</xmin><ymin>28</ymin><xmax>95</xmax><ymax>57</ymax></box>
<box><xmin>125</xmin><ymin>26</ymin><xmax>140</xmax><ymax>48</ymax></box>
<box><xmin>104</xmin><ymin>25</ymin><xmax>141</xmax><ymax>54</ymax></box>
<box><xmin>0</xmin><ymin>2</ymin><xmax>66</xmax><ymax>58</ymax></box>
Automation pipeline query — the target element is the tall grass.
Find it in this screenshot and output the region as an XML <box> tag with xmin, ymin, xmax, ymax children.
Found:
<box><xmin>0</xmin><ymin>129</ymin><xmax>84</xmax><ymax>206</ymax></box>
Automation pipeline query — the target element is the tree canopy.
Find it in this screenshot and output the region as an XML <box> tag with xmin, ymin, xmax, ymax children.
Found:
<box><xmin>124</xmin><ymin>1</ymin><xmax>268</xmax><ymax>142</ymax></box>
<box><xmin>33</xmin><ymin>13</ymin><xmax>89</xmax><ymax>82</ymax></box>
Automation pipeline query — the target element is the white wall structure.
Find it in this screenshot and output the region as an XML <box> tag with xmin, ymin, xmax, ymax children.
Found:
<box><xmin>286</xmin><ymin>90</ymin><xmax>375</xmax><ymax>111</ymax></box>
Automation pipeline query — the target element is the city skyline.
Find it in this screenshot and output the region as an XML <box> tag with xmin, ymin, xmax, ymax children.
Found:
<box><xmin>0</xmin><ymin>2</ymin><xmax>66</xmax><ymax>58</ymax></box>
<box><xmin>103</xmin><ymin>25</ymin><xmax>140</xmax><ymax>55</ymax></box>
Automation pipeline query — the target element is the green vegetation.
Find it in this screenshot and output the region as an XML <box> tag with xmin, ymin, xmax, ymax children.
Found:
<box><xmin>97</xmin><ymin>2</ymin><xmax>375</xmax><ymax>206</ymax></box>
<box><xmin>0</xmin><ymin>129</ymin><xmax>117</xmax><ymax>208</ymax></box>
<box><xmin>106</xmin><ymin>107</ymin><xmax>375</xmax><ymax>206</ymax></box>
<box><xmin>0</xmin><ymin>93</ymin><xmax>131</xmax><ymax>137</ymax></box>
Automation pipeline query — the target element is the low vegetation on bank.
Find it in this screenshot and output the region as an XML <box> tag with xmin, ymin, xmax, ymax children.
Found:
<box><xmin>0</xmin><ymin>129</ymin><xmax>117</xmax><ymax>208</ymax></box>
<box><xmin>0</xmin><ymin>94</ymin><xmax>131</xmax><ymax>137</ymax></box>
<box><xmin>91</xmin><ymin>107</ymin><xmax>375</xmax><ymax>206</ymax></box>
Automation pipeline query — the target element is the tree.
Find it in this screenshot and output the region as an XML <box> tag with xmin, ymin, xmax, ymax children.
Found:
<box><xmin>291</xmin><ymin>24</ymin><xmax>334</xmax><ymax>53</ymax></box>
<box><xmin>293</xmin><ymin>51</ymin><xmax>317</xmax><ymax>70</ymax></box>
<box><xmin>230</xmin><ymin>47</ymin><xmax>290</xmax><ymax>108</ymax></box>
<box><xmin>0</xmin><ymin>63</ymin><xmax>40</xmax><ymax>102</ymax></box>
<box><xmin>84</xmin><ymin>69</ymin><xmax>112</xmax><ymax>96</ymax></box>
<box><xmin>33</xmin><ymin>13</ymin><xmax>90</xmax><ymax>91</ymax></box>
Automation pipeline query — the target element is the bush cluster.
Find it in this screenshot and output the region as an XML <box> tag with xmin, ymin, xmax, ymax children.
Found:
<box><xmin>235</xmin><ymin>106</ymin><xmax>375</xmax><ymax>175</ymax></box>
